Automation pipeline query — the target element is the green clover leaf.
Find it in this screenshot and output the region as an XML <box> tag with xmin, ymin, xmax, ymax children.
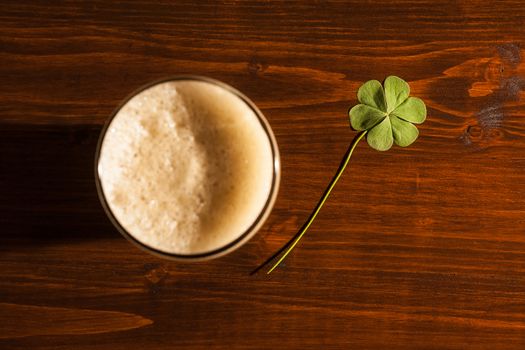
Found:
<box><xmin>349</xmin><ymin>76</ymin><xmax>426</xmax><ymax>151</ymax></box>
<box><xmin>265</xmin><ymin>76</ymin><xmax>428</xmax><ymax>274</ymax></box>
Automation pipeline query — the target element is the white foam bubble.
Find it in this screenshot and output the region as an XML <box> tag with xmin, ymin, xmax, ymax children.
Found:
<box><xmin>98</xmin><ymin>80</ymin><xmax>274</xmax><ymax>254</ymax></box>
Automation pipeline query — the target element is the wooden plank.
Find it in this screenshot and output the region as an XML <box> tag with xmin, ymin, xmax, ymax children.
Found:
<box><xmin>1</xmin><ymin>1</ymin><xmax>524</xmax><ymax>349</ymax></box>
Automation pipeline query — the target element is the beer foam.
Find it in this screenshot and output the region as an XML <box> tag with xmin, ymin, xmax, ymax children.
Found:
<box><xmin>98</xmin><ymin>80</ymin><xmax>274</xmax><ymax>255</ymax></box>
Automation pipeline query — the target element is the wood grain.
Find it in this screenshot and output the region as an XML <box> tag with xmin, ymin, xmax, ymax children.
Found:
<box><xmin>0</xmin><ymin>303</ymin><xmax>152</xmax><ymax>339</ymax></box>
<box><xmin>1</xmin><ymin>1</ymin><xmax>525</xmax><ymax>349</ymax></box>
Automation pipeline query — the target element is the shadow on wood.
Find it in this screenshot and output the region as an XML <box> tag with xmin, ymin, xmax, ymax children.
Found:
<box><xmin>0</xmin><ymin>123</ymin><xmax>116</xmax><ymax>247</ymax></box>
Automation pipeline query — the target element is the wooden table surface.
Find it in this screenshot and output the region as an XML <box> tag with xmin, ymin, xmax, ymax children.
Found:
<box><xmin>1</xmin><ymin>1</ymin><xmax>525</xmax><ymax>349</ymax></box>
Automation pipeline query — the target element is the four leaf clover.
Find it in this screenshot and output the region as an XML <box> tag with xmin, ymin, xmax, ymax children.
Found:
<box><xmin>265</xmin><ymin>76</ymin><xmax>427</xmax><ymax>274</ymax></box>
<box><xmin>349</xmin><ymin>76</ymin><xmax>426</xmax><ymax>151</ymax></box>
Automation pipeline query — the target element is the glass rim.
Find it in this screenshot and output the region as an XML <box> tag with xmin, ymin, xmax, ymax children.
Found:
<box><xmin>94</xmin><ymin>75</ymin><xmax>281</xmax><ymax>261</ymax></box>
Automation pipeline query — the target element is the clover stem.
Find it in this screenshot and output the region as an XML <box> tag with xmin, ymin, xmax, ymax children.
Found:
<box><xmin>267</xmin><ymin>130</ymin><xmax>368</xmax><ymax>274</ymax></box>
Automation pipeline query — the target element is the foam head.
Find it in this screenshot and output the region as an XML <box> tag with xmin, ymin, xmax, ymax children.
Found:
<box><xmin>97</xmin><ymin>78</ymin><xmax>279</xmax><ymax>258</ymax></box>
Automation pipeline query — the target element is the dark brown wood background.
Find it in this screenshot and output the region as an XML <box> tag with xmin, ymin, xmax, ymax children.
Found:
<box><xmin>1</xmin><ymin>1</ymin><xmax>525</xmax><ymax>349</ymax></box>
